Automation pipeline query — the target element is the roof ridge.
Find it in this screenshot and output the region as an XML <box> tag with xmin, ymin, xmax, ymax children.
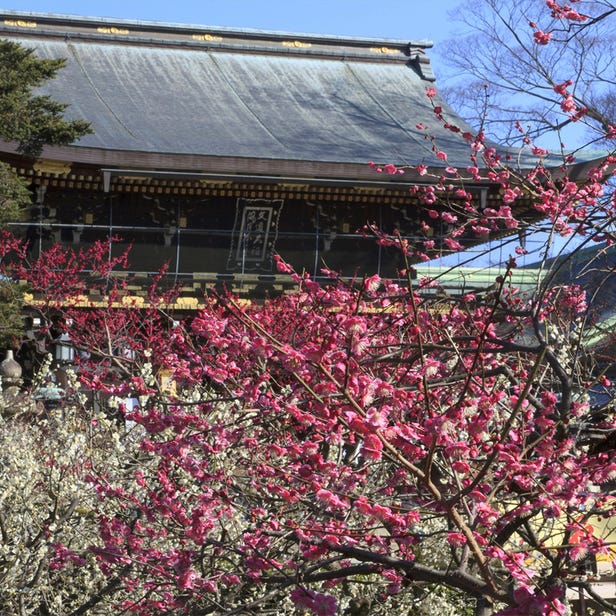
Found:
<box><xmin>0</xmin><ymin>10</ymin><xmax>433</xmax><ymax>49</ymax></box>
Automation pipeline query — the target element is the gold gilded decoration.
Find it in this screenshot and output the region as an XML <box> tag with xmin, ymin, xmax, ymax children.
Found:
<box><xmin>3</xmin><ymin>19</ymin><xmax>37</xmax><ymax>28</ymax></box>
<box><xmin>176</xmin><ymin>297</ymin><xmax>199</xmax><ymax>309</ymax></box>
<box><xmin>370</xmin><ymin>46</ymin><xmax>398</xmax><ymax>54</ymax></box>
<box><xmin>97</xmin><ymin>26</ymin><xmax>130</xmax><ymax>35</ymax></box>
<box><xmin>121</xmin><ymin>295</ymin><xmax>145</xmax><ymax>307</ymax></box>
<box><xmin>278</xmin><ymin>183</ymin><xmax>310</xmax><ymax>191</ymax></box>
<box><xmin>32</xmin><ymin>159</ymin><xmax>72</xmax><ymax>175</ymax></box>
<box><xmin>199</xmin><ymin>179</ymin><xmax>233</xmax><ymax>187</ymax></box>
<box><xmin>282</xmin><ymin>40</ymin><xmax>312</xmax><ymax>49</ymax></box>
<box><xmin>118</xmin><ymin>175</ymin><xmax>150</xmax><ymax>182</ymax></box>
<box><xmin>355</xmin><ymin>186</ymin><xmax>386</xmax><ymax>194</ymax></box>
<box><xmin>192</xmin><ymin>33</ymin><xmax>223</xmax><ymax>42</ymax></box>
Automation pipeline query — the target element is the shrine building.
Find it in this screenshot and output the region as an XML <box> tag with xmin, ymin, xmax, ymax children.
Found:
<box><xmin>0</xmin><ymin>11</ymin><xmax>586</xmax><ymax>300</ymax></box>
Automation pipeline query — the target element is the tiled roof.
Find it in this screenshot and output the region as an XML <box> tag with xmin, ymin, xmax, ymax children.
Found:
<box><xmin>0</xmin><ymin>11</ymin><xmax>482</xmax><ymax>172</ymax></box>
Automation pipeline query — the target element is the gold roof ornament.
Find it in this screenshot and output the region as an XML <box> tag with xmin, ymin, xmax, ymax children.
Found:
<box><xmin>192</xmin><ymin>33</ymin><xmax>223</xmax><ymax>42</ymax></box>
<box><xmin>97</xmin><ymin>26</ymin><xmax>130</xmax><ymax>34</ymax></box>
<box><xmin>32</xmin><ymin>159</ymin><xmax>72</xmax><ymax>175</ymax></box>
<box><xmin>282</xmin><ymin>40</ymin><xmax>312</xmax><ymax>48</ymax></box>
<box><xmin>3</xmin><ymin>19</ymin><xmax>36</xmax><ymax>28</ymax></box>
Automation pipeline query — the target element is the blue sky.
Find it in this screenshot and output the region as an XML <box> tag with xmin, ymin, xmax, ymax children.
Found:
<box><xmin>6</xmin><ymin>1</ymin><xmax>464</xmax><ymax>78</ymax></box>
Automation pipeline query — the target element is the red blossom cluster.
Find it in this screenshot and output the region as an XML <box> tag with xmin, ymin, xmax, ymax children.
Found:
<box><xmin>2</xmin><ymin>220</ymin><xmax>612</xmax><ymax>614</ymax></box>
<box><xmin>1</xmin><ymin>4</ymin><xmax>616</xmax><ymax>614</ymax></box>
<box><xmin>546</xmin><ymin>0</ymin><xmax>588</xmax><ymax>22</ymax></box>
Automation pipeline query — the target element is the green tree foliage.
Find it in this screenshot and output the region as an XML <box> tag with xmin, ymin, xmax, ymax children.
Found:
<box><xmin>0</xmin><ymin>39</ymin><xmax>92</xmax><ymax>158</ymax></box>
<box><xmin>0</xmin><ymin>277</ymin><xmax>26</xmax><ymax>349</ymax></box>
<box><xmin>0</xmin><ymin>39</ymin><xmax>92</xmax><ymax>348</ymax></box>
<box><xmin>0</xmin><ymin>160</ymin><xmax>29</xmax><ymax>226</ymax></box>
<box><xmin>0</xmin><ymin>162</ymin><xmax>30</xmax><ymax>348</ymax></box>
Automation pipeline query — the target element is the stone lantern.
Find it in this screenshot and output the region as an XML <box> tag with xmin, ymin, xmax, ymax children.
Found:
<box><xmin>0</xmin><ymin>350</ymin><xmax>23</xmax><ymax>417</ymax></box>
<box><xmin>0</xmin><ymin>350</ymin><xmax>22</xmax><ymax>388</ymax></box>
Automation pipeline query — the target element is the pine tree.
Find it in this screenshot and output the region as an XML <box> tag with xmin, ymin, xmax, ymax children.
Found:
<box><xmin>0</xmin><ymin>39</ymin><xmax>92</xmax><ymax>348</ymax></box>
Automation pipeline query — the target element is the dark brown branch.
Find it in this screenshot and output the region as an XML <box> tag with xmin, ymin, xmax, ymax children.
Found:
<box><xmin>322</xmin><ymin>542</ymin><xmax>511</xmax><ymax>603</ymax></box>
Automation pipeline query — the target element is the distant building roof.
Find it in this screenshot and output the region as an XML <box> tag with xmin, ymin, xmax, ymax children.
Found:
<box><xmin>0</xmin><ymin>11</ymin><xmax>484</xmax><ymax>180</ymax></box>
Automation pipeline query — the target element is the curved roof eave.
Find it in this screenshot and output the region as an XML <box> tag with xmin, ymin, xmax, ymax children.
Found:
<box><xmin>0</xmin><ymin>141</ymin><xmax>451</xmax><ymax>186</ymax></box>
